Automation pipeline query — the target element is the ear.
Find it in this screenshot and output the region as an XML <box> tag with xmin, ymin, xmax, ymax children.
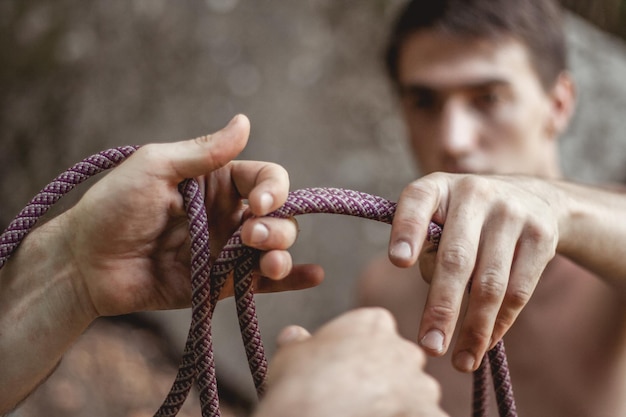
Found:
<box><xmin>545</xmin><ymin>71</ymin><xmax>576</xmax><ymax>140</ymax></box>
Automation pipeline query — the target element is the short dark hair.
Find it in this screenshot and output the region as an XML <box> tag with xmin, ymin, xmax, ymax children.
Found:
<box><xmin>385</xmin><ymin>0</ymin><xmax>567</xmax><ymax>91</ymax></box>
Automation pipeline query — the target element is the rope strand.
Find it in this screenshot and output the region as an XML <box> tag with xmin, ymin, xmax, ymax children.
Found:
<box><xmin>0</xmin><ymin>149</ymin><xmax>517</xmax><ymax>417</ymax></box>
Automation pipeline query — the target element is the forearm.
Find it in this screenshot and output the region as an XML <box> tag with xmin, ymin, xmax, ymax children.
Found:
<box><xmin>555</xmin><ymin>180</ymin><xmax>626</xmax><ymax>291</ymax></box>
<box><xmin>0</xmin><ymin>213</ymin><xmax>95</xmax><ymax>413</ymax></box>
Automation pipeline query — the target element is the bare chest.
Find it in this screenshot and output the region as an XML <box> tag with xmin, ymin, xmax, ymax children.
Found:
<box><xmin>425</xmin><ymin>260</ymin><xmax>626</xmax><ymax>417</ymax></box>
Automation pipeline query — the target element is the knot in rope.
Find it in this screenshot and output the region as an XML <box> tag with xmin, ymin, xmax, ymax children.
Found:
<box><xmin>0</xmin><ymin>147</ymin><xmax>517</xmax><ymax>417</ymax></box>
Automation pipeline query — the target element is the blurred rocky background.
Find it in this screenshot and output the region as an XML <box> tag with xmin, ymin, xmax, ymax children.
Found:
<box><xmin>3</xmin><ymin>1</ymin><xmax>626</xmax><ymax>416</ymax></box>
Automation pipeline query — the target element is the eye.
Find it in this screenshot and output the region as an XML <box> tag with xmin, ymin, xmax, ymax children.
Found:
<box><xmin>472</xmin><ymin>88</ymin><xmax>506</xmax><ymax>114</ymax></box>
<box><xmin>475</xmin><ymin>91</ymin><xmax>499</xmax><ymax>107</ymax></box>
<box><xmin>402</xmin><ymin>88</ymin><xmax>437</xmax><ymax>111</ymax></box>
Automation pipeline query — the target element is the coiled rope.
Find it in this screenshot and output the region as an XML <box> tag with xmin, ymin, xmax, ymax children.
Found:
<box><xmin>0</xmin><ymin>147</ymin><xmax>517</xmax><ymax>417</ymax></box>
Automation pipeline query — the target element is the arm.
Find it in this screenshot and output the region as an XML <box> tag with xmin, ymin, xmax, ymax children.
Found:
<box><xmin>554</xmin><ymin>180</ymin><xmax>626</xmax><ymax>288</ymax></box>
<box><xmin>387</xmin><ymin>173</ymin><xmax>626</xmax><ymax>373</ymax></box>
<box><xmin>0</xmin><ymin>214</ymin><xmax>92</xmax><ymax>414</ymax></box>
<box><xmin>254</xmin><ymin>308</ymin><xmax>449</xmax><ymax>417</ymax></box>
<box><xmin>0</xmin><ymin>115</ymin><xmax>324</xmax><ymax>413</ymax></box>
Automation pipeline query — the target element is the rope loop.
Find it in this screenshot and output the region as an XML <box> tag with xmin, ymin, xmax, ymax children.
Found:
<box><xmin>0</xmin><ymin>148</ymin><xmax>516</xmax><ymax>417</ymax></box>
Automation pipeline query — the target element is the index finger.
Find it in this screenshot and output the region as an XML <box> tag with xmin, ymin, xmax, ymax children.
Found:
<box><xmin>389</xmin><ymin>175</ymin><xmax>442</xmax><ymax>267</ymax></box>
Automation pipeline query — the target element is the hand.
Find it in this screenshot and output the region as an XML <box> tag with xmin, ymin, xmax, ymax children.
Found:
<box><xmin>255</xmin><ymin>308</ymin><xmax>448</xmax><ymax>417</ymax></box>
<box><xmin>388</xmin><ymin>173</ymin><xmax>561</xmax><ymax>372</ymax></box>
<box><xmin>60</xmin><ymin>114</ymin><xmax>324</xmax><ymax>319</ymax></box>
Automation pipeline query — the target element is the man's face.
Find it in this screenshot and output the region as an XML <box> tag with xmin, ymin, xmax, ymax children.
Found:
<box><xmin>397</xmin><ymin>30</ymin><xmax>559</xmax><ymax>176</ymax></box>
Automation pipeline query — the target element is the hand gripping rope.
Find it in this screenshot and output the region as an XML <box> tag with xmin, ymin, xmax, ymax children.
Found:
<box><xmin>0</xmin><ymin>147</ymin><xmax>517</xmax><ymax>417</ymax></box>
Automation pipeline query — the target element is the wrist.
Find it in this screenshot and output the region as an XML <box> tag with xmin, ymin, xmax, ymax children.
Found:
<box><xmin>53</xmin><ymin>210</ymin><xmax>101</xmax><ymax>323</ymax></box>
<box><xmin>552</xmin><ymin>180</ymin><xmax>595</xmax><ymax>257</ymax></box>
<box><xmin>551</xmin><ymin>181</ymin><xmax>626</xmax><ymax>286</ymax></box>
<box><xmin>0</xmin><ymin>212</ymin><xmax>96</xmax><ymax>411</ymax></box>
<box><xmin>11</xmin><ymin>211</ymin><xmax>99</xmax><ymax>326</ymax></box>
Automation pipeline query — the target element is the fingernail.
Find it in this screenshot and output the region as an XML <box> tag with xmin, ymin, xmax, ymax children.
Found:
<box><xmin>250</xmin><ymin>222</ymin><xmax>269</xmax><ymax>244</ymax></box>
<box><xmin>259</xmin><ymin>192</ymin><xmax>274</xmax><ymax>213</ymax></box>
<box><xmin>420</xmin><ymin>329</ymin><xmax>444</xmax><ymax>353</ymax></box>
<box><xmin>390</xmin><ymin>241</ymin><xmax>412</xmax><ymax>261</ymax></box>
<box><xmin>454</xmin><ymin>351</ymin><xmax>476</xmax><ymax>372</ymax></box>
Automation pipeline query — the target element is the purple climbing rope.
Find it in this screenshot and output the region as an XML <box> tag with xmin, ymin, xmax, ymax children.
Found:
<box><xmin>0</xmin><ymin>148</ymin><xmax>517</xmax><ymax>417</ymax></box>
<box><xmin>0</xmin><ymin>146</ymin><xmax>139</xmax><ymax>269</ymax></box>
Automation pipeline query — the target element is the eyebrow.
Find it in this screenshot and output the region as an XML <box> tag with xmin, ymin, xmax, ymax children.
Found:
<box><xmin>398</xmin><ymin>78</ymin><xmax>512</xmax><ymax>95</ymax></box>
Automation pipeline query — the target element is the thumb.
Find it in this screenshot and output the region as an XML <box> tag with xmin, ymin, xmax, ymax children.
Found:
<box><xmin>162</xmin><ymin>114</ymin><xmax>251</xmax><ymax>181</ymax></box>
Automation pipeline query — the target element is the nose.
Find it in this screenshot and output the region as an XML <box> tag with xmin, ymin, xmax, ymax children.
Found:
<box><xmin>438</xmin><ymin>101</ymin><xmax>477</xmax><ymax>158</ymax></box>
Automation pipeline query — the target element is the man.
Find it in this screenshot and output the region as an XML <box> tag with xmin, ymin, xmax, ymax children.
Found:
<box><xmin>359</xmin><ymin>1</ymin><xmax>626</xmax><ymax>416</ymax></box>
<box><xmin>0</xmin><ymin>115</ymin><xmax>447</xmax><ymax>417</ymax></box>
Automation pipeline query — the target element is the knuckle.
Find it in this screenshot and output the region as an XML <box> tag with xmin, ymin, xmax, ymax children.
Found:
<box><xmin>359</xmin><ymin>307</ymin><xmax>397</xmax><ymax>332</ymax></box>
<box><xmin>523</xmin><ymin>220</ymin><xmax>556</xmax><ymax>252</ymax></box>
<box><xmin>403</xmin><ymin>177</ymin><xmax>437</xmax><ymax>200</ymax></box>
<box><xmin>493</xmin><ymin>200</ymin><xmax>525</xmax><ymax>223</ymax></box>
<box><xmin>493</xmin><ymin>314</ymin><xmax>515</xmax><ymax>339</ymax></box>
<box><xmin>475</xmin><ymin>272</ymin><xmax>506</xmax><ymax>303</ymax></box>
<box><xmin>438</xmin><ymin>243</ymin><xmax>473</xmax><ymax>274</ymax></box>
<box><xmin>134</xmin><ymin>143</ymin><xmax>162</xmax><ymax>163</ymax></box>
<box><xmin>459</xmin><ymin>175</ymin><xmax>491</xmax><ymax>199</ymax></box>
<box><xmin>504</xmin><ymin>285</ymin><xmax>533</xmax><ymax>310</ymax></box>
<box><xmin>524</xmin><ymin>221</ymin><xmax>548</xmax><ymax>241</ymax></box>
<box><xmin>192</xmin><ymin>133</ymin><xmax>212</xmax><ymax>146</ymax></box>
<box><xmin>395</xmin><ymin>215</ymin><xmax>423</xmax><ymax>232</ymax></box>
<box><xmin>425</xmin><ymin>301</ymin><xmax>457</xmax><ymax>323</ymax></box>
<box><xmin>367</xmin><ymin>305</ymin><xmax>395</xmax><ymax>320</ymax></box>
<box><xmin>259</xmin><ymin>161</ymin><xmax>289</xmax><ymax>181</ymax></box>
<box><xmin>462</xmin><ymin>326</ymin><xmax>492</xmax><ymax>347</ymax></box>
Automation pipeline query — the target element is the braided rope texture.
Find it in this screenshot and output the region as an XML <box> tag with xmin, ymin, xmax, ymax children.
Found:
<box><xmin>0</xmin><ymin>146</ymin><xmax>139</xmax><ymax>269</ymax></box>
<box><xmin>473</xmin><ymin>355</ymin><xmax>490</xmax><ymax>417</ymax></box>
<box><xmin>0</xmin><ymin>149</ymin><xmax>516</xmax><ymax>417</ymax></box>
